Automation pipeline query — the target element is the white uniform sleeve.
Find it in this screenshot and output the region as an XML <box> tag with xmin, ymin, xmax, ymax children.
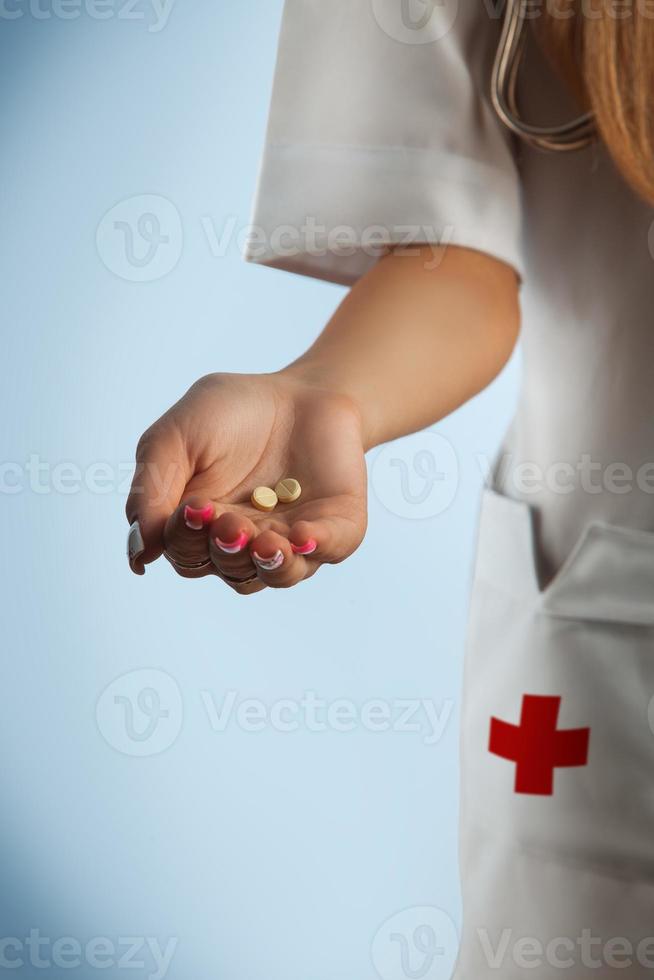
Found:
<box><xmin>245</xmin><ymin>0</ymin><xmax>523</xmax><ymax>286</ymax></box>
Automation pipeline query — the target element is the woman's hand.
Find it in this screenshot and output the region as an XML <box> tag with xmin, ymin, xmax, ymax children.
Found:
<box><xmin>125</xmin><ymin>247</ymin><xmax>519</xmax><ymax>595</ymax></box>
<box><xmin>126</xmin><ymin>372</ymin><xmax>368</xmax><ymax>594</ymax></box>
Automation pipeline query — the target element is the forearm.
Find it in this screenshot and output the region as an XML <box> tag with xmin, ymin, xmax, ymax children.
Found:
<box><xmin>283</xmin><ymin>245</ymin><xmax>521</xmax><ymax>451</ymax></box>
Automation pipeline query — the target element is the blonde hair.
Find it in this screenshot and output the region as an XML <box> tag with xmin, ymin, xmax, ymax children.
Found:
<box><xmin>538</xmin><ymin>0</ymin><xmax>654</xmax><ymax>203</ymax></box>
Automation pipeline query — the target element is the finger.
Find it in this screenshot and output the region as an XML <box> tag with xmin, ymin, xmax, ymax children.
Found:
<box><xmin>289</xmin><ymin>515</ymin><xmax>365</xmax><ymax>565</ymax></box>
<box><xmin>209</xmin><ymin>511</ymin><xmax>258</xmax><ymax>581</ymax></box>
<box><xmin>249</xmin><ymin>529</ymin><xmax>313</xmax><ymax>590</ymax></box>
<box><xmin>217</xmin><ymin>573</ymin><xmax>268</xmax><ymax>597</ymax></box>
<box><xmin>162</xmin><ymin>494</ymin><xmax>216</xmax><ymax>579</ymax></box>
<box><xmin>125</xmin><ymin>423</ymin><xmax>190</xmax><ymax>575</ymax></box>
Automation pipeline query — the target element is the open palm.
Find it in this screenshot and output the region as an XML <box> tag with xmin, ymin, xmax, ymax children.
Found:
<box><xmin>126</xmin><ymin>372</ymin><xmax>368</xmax><ymax>593</ymax></box>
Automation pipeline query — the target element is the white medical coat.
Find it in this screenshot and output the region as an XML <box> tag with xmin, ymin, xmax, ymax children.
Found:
<box><xmin>247</xmin><ymin>2</ymin><xmax>654</xmax><ymax>975</ymax></box>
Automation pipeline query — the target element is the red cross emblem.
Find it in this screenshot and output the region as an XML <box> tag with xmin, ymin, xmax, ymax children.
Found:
<box><xmin>489</xmin><ymin>695</ymin><xmax>590</xmax><ymax>796</ymax></box>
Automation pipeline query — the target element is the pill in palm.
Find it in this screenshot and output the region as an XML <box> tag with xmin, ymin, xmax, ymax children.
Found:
<box><xmin>275</xmin><ymin>478</ymin><xmax>302</xmax><ymax>504</ymax></box>
<box><xmin>251</xmin><ymin>486</ymin><xmax>278</xmax><ymax>512</ymax></box>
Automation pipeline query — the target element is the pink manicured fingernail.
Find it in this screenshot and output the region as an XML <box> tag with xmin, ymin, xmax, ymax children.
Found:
<box><xmin>291</xmin><ymin>539</ymin><xmax>317</xmax><ymax>556</ymax></box>
<box><xmin>253</xmin><ymin>550</ymin><xmax>284</xmax><ymax>572</ymax></box>
<box><xmin>214</xmin><ymin>531</ymin><xmax>249</xmax><ymax>555</ymax></box>
<box><xmin>184</xmin><ymin>504</ymin><xmax>214</xmax><ymax>531</ymax></box>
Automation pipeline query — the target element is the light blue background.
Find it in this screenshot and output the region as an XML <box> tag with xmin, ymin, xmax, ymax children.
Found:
<box><xmin>0</xmin><ymin>2</ymin><xmax>519</xmax><ymax>977</ymax></box>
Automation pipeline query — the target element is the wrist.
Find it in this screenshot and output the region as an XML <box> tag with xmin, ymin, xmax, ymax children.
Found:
<box><xmin>277</xmin><ymin>359</ymin><xmax>377</xmax><ymax>452</ymax></box>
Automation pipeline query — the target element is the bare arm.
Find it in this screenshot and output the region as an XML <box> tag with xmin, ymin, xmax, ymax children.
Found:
<box><xmin>286</xmin><ymin>245</ymin><xmax>520</xmax><ymax>450</ymax></box>
<box><xmin>127</xmin><ymin>245</ymin><xmax>520</xmax><ymax>591</ymax></box>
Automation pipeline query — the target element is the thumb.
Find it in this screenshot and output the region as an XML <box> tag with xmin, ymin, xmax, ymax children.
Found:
<box><xmin>125</xmin><ymin>424</ymin><xmax>191</xmax><ymax>574</ymax></box>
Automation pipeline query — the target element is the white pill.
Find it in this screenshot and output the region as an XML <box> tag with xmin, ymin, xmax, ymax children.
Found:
<box><xmin>275</xmin><ymin>478</ymin><xmax>302</xmax><ymax>504</ymax></box>
<box><xmin>251</xmin><ymin>486</ymin><xmax>278</xmax><ymax>513</ymax></box>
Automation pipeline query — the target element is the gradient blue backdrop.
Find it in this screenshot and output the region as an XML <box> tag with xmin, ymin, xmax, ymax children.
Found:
<box><xmin>0</xmin><ymin>2</ymin><xmax>519</xmax><ymax>977</ymax></box>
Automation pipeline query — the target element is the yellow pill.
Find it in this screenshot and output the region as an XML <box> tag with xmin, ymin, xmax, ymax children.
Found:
<box><xmin>275</xmin><ymin>478</ymin><xmax>302</xmax><ymax>504</ymax></box>
<box><xmin>251</xmin><ymin>486</ymin><xmax>278</xmax><ymax>513</ymax></box>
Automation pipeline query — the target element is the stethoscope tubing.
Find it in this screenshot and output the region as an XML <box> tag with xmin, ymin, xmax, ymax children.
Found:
<box><xmin>492</xmin><ymin>0</ymin><xmax>596</xmax><ymax>152</ymax></box>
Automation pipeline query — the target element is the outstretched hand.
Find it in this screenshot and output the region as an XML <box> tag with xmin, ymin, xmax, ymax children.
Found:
<box><xmin>126</xmin><ymin>372</ymin><xmax>368</xmax><ymax>594</ymax></box>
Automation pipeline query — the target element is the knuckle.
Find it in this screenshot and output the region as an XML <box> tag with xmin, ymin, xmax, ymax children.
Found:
<box><xmin>190</xmin><ymin>372</ymin><xmax>222</xmax><ymax>394</ymax></box>
<box><xmin>135</xmin><ymin>425</ymin><xmax>159</xmax><ymax>461</ymax></box>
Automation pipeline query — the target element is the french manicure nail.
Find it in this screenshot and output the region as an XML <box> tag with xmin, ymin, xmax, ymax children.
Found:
<box><xmin>252</xmin><ymin>550</ymin><xmax>284</xmax><ymax>572</ymax></box>
<box><xmin>127</xmin><ymin>520</ymin><xmax>145</xmax><ymax>570</ymax></box>
<box><xmin>215</xmin><ymin>531</ymin><xmax>249</xmax><ymax>554</ymax></box>
<box><xmin>291</xmin><ymin>539</ymin><xmax>317</xmax><ymax>556</ymax></box>
<box><xmin>184</xmin><ymin>504</ymin><xmax>214</xmax><ymax>531</ymax></box>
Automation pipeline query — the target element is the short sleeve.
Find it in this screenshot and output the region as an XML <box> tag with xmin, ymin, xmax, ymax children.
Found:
<box><xmin>245</xmin><ymin>0</ymin><xmax>523</xmax><ymax>286</ymax></box>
